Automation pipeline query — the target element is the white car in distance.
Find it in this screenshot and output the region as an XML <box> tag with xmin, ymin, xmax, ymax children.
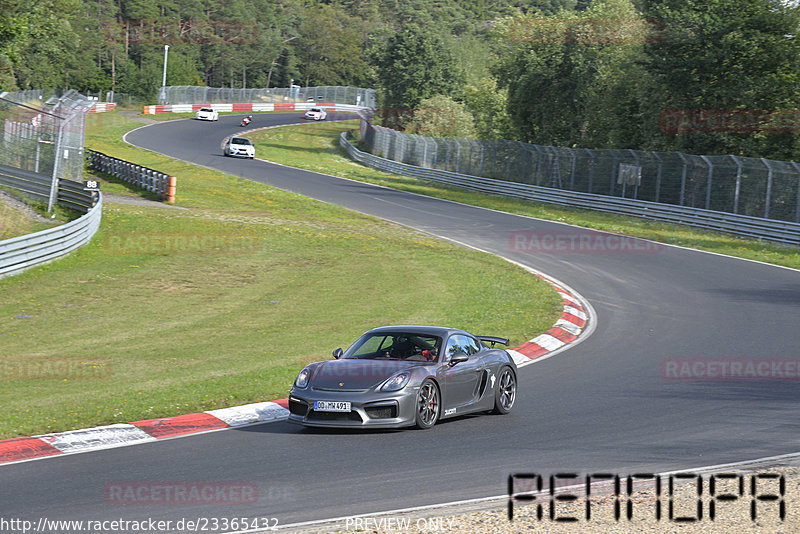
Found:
<box><xmin>304</xmin><ymin>107</ymin><xmax>327</xmax><ymax>121</ymax></box>
<box><xmin>195</xmin><ymin>107</ymin><xmax>219</xmax><ymax>121</ymax></box>
<box><xmin>223</xmin><ymin>137</ymin><xmax>255</xmax><ymax>159</ymax></box>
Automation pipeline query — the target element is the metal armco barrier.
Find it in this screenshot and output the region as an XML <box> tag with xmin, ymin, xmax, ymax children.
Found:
<box><xmin>0</xmin><ymin>165</ymin><xmax>102</xmax><ymax>279</ymax></box>
<box><xmin>86</xmin><ymin>149</ymin><xmax>176</xmax><ymax>202</ymax></box>
<box><xmin>340</xmin><ymin>132</ymin><xmax>800</xmax><ymax>246</ymax></box>
<box><xmin>0</xmin><ymin>163</ymin><xmax>96</xmax><ymax>212</ymax></box>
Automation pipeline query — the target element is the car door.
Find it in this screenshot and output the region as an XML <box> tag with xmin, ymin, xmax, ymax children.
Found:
<box><xmin>440</xmin><ymin>334</ymin><xmax>483</xmax><ymax>410</ymax></box>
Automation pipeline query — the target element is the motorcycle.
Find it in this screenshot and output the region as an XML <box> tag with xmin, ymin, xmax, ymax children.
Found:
<box><xmin>240</xmin><ymin>116</ymin><xmax>252</xmax><ymax>127</ymax></box>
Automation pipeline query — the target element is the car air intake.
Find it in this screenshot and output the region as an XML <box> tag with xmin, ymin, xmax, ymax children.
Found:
<box><xmin>288</xmin><ymin>397</ymin><xmax>309</xmax><ymax>416</ymax></box>
<box><xmin>365</xmin><ymin>405</ymin><xmax>398</xmax><ymax>419</ymax></box>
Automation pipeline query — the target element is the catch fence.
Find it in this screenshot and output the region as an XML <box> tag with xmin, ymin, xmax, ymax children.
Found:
<box><xmin>159</xmin><ymin>85</ymin><xmax>376</xmax><ymax>108</ymax></box>
<box><xmin>0</xmin><ymin>89</ymin><xmax>95</xmax><ymax>209</ymax></box>
<box><xmin>359</xmin><ymin>112</ymin><xmax>800</xmax><ymax>224</ymax></box>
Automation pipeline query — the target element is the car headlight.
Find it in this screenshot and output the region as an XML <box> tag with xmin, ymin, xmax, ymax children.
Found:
<box><xmin>381</xmin><ymin>372</ymin><xmax>410</xmax><ymax>392</ymax></box>
<box><xmin>295</xmin><ymin>367</ymin><xmax>312</xmax><ymax>388</ymax></box>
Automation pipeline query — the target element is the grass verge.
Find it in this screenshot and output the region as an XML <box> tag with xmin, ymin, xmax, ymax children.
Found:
<box><xmin>248</xmin><ymin>120</ymin><xmax>800</xmax><ymax>270</ymax></box>
<box><xmin>0</xmin><ymin>113</ymin><xmax>562</xmax><ymax>439</ymax></box>
<box><xmin>0</xmin><ymin>188</ymin><xmax>76</xmax><ymax>241</ymax></box>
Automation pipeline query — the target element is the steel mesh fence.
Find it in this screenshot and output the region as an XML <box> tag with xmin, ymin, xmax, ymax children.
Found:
<box><xmin>0</xmin><ymin>89</ymin><xmax>94</xmax><ymax>187</ymax></box>
<box><xmin>159</xmin><ymin>85</ymin><xmax>377</xmax><ymax>108</ymax></box>
<box><xmin>359</xmin><ymin>112</ymin><xmax>800</xmax><ymax>224</ymax></box>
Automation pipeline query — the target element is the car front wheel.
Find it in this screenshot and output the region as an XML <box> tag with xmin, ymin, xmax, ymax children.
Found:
<box><xmin>492</xmin><ymin>367</ymin><xmax>516</xmax><ymax>414</ymax></box>
<box><xmin>415</xmin><ymin>379</ymin><xmax>440</xmax><ymax>429</ymax></box>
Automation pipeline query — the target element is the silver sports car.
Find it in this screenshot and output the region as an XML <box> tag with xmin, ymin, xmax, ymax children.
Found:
<box><xmin>288</xmin><ymin>326</ymin><xmax>517</xmax><ymax>429</ymax></box>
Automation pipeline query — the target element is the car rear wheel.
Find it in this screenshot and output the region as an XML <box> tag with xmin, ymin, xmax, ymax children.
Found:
<box><xmin>415</xmin><ymin>379</ymin><xmax>440</xmax><ymax>429</ymax></box>
<box><xmin>492</xmin><ymin>367</ymin><xmax>516</xmax><ymax>415</ymax></box>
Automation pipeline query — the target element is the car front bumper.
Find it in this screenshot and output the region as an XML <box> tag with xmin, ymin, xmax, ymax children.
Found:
<box><xmin>227</xmin><ymin>148</ymin><xmax>254</xmax><ymax>157</ymax></box>
<box><xmin>287</xmin><ymin>386</ymin><xmax>419</xmax><ymax>428</ymax></box>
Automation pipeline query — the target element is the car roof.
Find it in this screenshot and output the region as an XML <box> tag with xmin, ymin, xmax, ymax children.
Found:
<box><xmin>364</xmin><ymin>325</ymin><xmax>471</xmax><ymax>338</ymax></box>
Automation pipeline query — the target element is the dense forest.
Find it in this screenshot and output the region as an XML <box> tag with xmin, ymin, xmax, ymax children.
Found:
<box><xmin>2</xmin><ymin>0</ymin><xmax>799</xmax><ymax>159</ymax></box>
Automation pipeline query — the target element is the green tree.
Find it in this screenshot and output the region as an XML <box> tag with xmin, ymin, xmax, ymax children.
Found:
<box><xmin>493</xmin><ymin>0</ymin><xmax>651</xmax><ymax>147</ymax></box>
<box><xmin>377</xmin><ymin>24</ymin><xmax>464</xmax><ymax>127</ymax></box>
<box><xmin>404</xmin><ymin>95</ymin><xmax>477</xmax><ymax>138</ymax></box>
<box><xmin>639</xmin><ymin>0</ymin><xmax>800</xmax><ymax>158</ymax></box>
<box><xmin>464</xmin><ymin>77</ymin><xmax>513</xmax><ymax>140</ymax></box>
<box><xmin>295</xmin><ymin>4</ymin><xmax>371</xmax><ymax>87</ymax></box>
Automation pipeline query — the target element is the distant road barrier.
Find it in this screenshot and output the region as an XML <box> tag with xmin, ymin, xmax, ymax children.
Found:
<box><xmin>340</xmin><ymin>132</ymin><xmax>800</xmax><ymax>246</ymax></box>
<box><xmin>89</xmin><ymin>102</ymin><xmax>116</xmax><ymax>113</ymax></box>
<box><xmin>143</xmin><ymin>102</ymin><xmax>365</xmax><ymax>115</ymax></box>
<box><xmin>86</xmin><ymin>149</ymin><xmax>176</xmax><ymax>202</ymax></box>
<box><xmin>0</xmin><ymin>163</ymin><xmax>102</xmax><ymax>279</ymax></box>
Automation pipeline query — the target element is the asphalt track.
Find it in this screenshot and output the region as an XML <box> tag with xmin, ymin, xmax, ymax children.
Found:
<box><xmin>3</xmin><ymin>113</ymin><xmax>800</xmax><ymax>530</ymax></box>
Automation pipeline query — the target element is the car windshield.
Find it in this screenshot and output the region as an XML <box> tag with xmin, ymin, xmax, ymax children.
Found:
<box><xmin>310</xmin><ymin>108</ymin><xmax>321</xmax><ymax>112</ymax></box>
<box><xmin>343</xmin><ymin>332</ymin><xmax>441</xmax><ymax>362</ymax></box>
<box><xmin>200</xmin><ymin>108</ymin><xmax>213</xmax><ymax>112</ymax></box>
<box><xmin>231</xmin><ymin>138</ymin><xmax>252</xmax><ymax>145</ymax></box>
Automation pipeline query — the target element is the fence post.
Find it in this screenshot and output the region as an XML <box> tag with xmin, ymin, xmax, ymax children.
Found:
<box><xmin>677</xmin><ymin>152</ymin><xmax>688</xmax><ymax>206</ymax></box>
<box><xmin>730</xmin><ymin>155</ymin><xmax>742</xmax><ymax>214</ymax></box>
<box><xmin>520</xmin><ymin>142</ymin><xmax>529</xmax><ymax>183</ymax></box>
<box><xmin>791</xmin><ymin>161</ymin><xmax>800</xmax><ymax>223</ymax></box>
<box><xmin>700</xmin><ymin>155</ymin><xmax>713</xmax><ymax>210</ymax></box>
<box><xmin>455</xmin><ymin>139</ymin><xmax>462</xmax><ymax>174</ymax></box>
<box><xmin>569</xmin><ymin>148</ymin><xmax>577</xmax><ymax>190</ymax></box>
<box><xmin>609</xmin><ymin>149</ymin><xmax>618</xmax><ymax>196</ymax></box>
<box><xmin>533</xmin><ymin>145</ymin><xmax>543</xmax><ymax>186</ymax></box>
<box><xmin>628</xmin><ymin>149</ymin><xmax>640</xmax><ymax>199</ymax></box>
<box><xmin>585</xmin><ymin>148</ymin><xmax>594</xmax><ymax>193</ymax></box>
<box><xmin>653</xmin><ymin>152</ymin><xmax>663</xmax><ymax>203</ymax></box>
<box><xmin>761</xmin><ymin>158</ymin><xmax>773</xmax><ymax>219</ymax></box>
<box><xmin>47</xmin><ymin>117</ymin><xmax>65</xmax><ymax>212</ymax></box>
<box><xmin>549</xmin><ymin>147</ymin><xmax>562</xmax><ymax>188</ymax></box>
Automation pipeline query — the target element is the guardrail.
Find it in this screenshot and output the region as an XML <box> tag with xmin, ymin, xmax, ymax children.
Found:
<box><xmin>86</xmin><ymin>149</ymin><xmax>176</xmax><ymax>202</ymax></box>
<box><xmin>340</xmin><ymin>132</ymin><xmax>800</xmax><ymax>246</ymax></box>
<box><xmin>0</xmin><ymin>163</ymin><xmax>96</xmax><ymax>212</ymax></box>
<box><xmin>0</xmin><ymin>165</ymin><xmax>102</xmax><ymax>279</ymax></box>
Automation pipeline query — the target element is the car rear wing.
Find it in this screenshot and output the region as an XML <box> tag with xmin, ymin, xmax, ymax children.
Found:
<box><xmin>478</xmin><ymin>336</ymin><xmax>509</xmax><ymax>348</ymax></box>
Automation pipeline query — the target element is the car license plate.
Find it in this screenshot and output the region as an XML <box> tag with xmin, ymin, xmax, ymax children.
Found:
<box><xmin>314</xmin><ymin>401</ymin><xmax>351</xmax><ymax>412</ymax></box>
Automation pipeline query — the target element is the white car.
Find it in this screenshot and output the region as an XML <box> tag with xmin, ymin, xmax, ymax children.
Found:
<box><xmin>223</xmin><ymin>137</ymin><xmax>255</xmax><ymax>158</ymax></box>
<box><xmin>304</xmin><ymin>107</ymin><xmax>327</xmax><ymax>121</ymax></box>
<box><xmin>195</xmin><ymin>107</ymin><xmax>219</xmax><ymax>121</ymax></box>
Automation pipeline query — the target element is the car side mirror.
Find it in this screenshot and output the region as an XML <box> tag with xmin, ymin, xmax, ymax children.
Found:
<box><xmin>449</xmin><ymin>354</ymin><xmax>468</xmax><ymax>366</ymax></box>
<box><xmin>332</xmin><ymin>348</ymin><xmax>343</xmax><ymax>359</ymax></box>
